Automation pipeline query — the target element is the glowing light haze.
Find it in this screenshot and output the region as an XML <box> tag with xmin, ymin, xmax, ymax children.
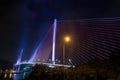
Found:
<box><xmin>29</xmin><ymin>46</ymin><xmax>39</xmax><ymax>62</ymax></box>
<box><xmin>28</xmin><ymin>19</ymin><xmax>56</xmax><ymax>63</ymax></box>
<box><xmin>16</xmin><ymin>49</ymin><xmax>23</xmax><ymax>64</ymax></box>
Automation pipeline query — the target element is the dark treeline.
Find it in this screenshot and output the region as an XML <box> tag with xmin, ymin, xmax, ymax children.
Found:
<box><xmin>23</xmin><ymin>60</ymin><xmax>120</xmax><ymax>80</ymax></box>
<box><xmin>22</xmin><ymin>50</ymin><xmax>120</xmax><ymax>80</ymax></box>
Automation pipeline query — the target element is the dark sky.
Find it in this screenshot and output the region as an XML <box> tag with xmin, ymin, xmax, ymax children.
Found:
<box><xmin>0</xmin><ymin>0</ymin><xmax>120</xmax><ymax>63</ymax></box>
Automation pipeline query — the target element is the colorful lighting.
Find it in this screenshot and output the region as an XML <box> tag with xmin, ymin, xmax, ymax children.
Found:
<box><xmin>52</xmin><ymin>19</ymin><xmax>57</xmax><ymax>64</ymax></box>
<box><xmin>16</xmin><ymin>49</ymin><xmax>23</xmax><ymax>64</ymax></box>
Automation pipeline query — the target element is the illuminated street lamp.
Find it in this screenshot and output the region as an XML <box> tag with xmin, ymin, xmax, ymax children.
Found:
<box><xmin>63</xmin><ymin>36</ymin><xmax>71</xmax><ymax>65</ymax></box>
<box><xmin>64</xmin><ymin>36</ymin><xmax>70</xmax><ymax>42</ymax></box>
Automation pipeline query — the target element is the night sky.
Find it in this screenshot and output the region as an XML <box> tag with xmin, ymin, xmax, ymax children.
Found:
<box><xmin>0</xmin><ymin>0</ymin><xmax>120</xmax><ymax>64</ymax></box>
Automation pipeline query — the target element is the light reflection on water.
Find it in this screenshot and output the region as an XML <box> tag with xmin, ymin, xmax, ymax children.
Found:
<box><xmin>0</xmin><ymin>73</ymin><xmax>24</xmax><ymax>80</ymax></box>
<box><xmin>13</xmin><ymin>73</ymin><xmax>24</xmax><ymax>80</ymax></box>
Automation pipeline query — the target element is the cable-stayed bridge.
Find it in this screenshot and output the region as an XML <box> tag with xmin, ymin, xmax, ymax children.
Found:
<box><xmin>15</xmin><ymin>17</ymin><xmax>120</xmax><ymax>70</ymax></box>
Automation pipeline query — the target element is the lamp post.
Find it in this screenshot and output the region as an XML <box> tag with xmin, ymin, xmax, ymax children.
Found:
<box><xmin>63</xmin><ymin>36</ymin><xmax>70</xmax><ymax>65</ymax></box>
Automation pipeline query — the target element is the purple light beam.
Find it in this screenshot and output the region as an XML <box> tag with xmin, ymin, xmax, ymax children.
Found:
<box><xmin>52</xmin><ymin>19</ymin><xmax>57</xmax><ymax>64</ymax></box>
<box><xmin>16</xmin><ymin>49</ymin><xmax>23</xmax><ymax>64</ymax></box>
